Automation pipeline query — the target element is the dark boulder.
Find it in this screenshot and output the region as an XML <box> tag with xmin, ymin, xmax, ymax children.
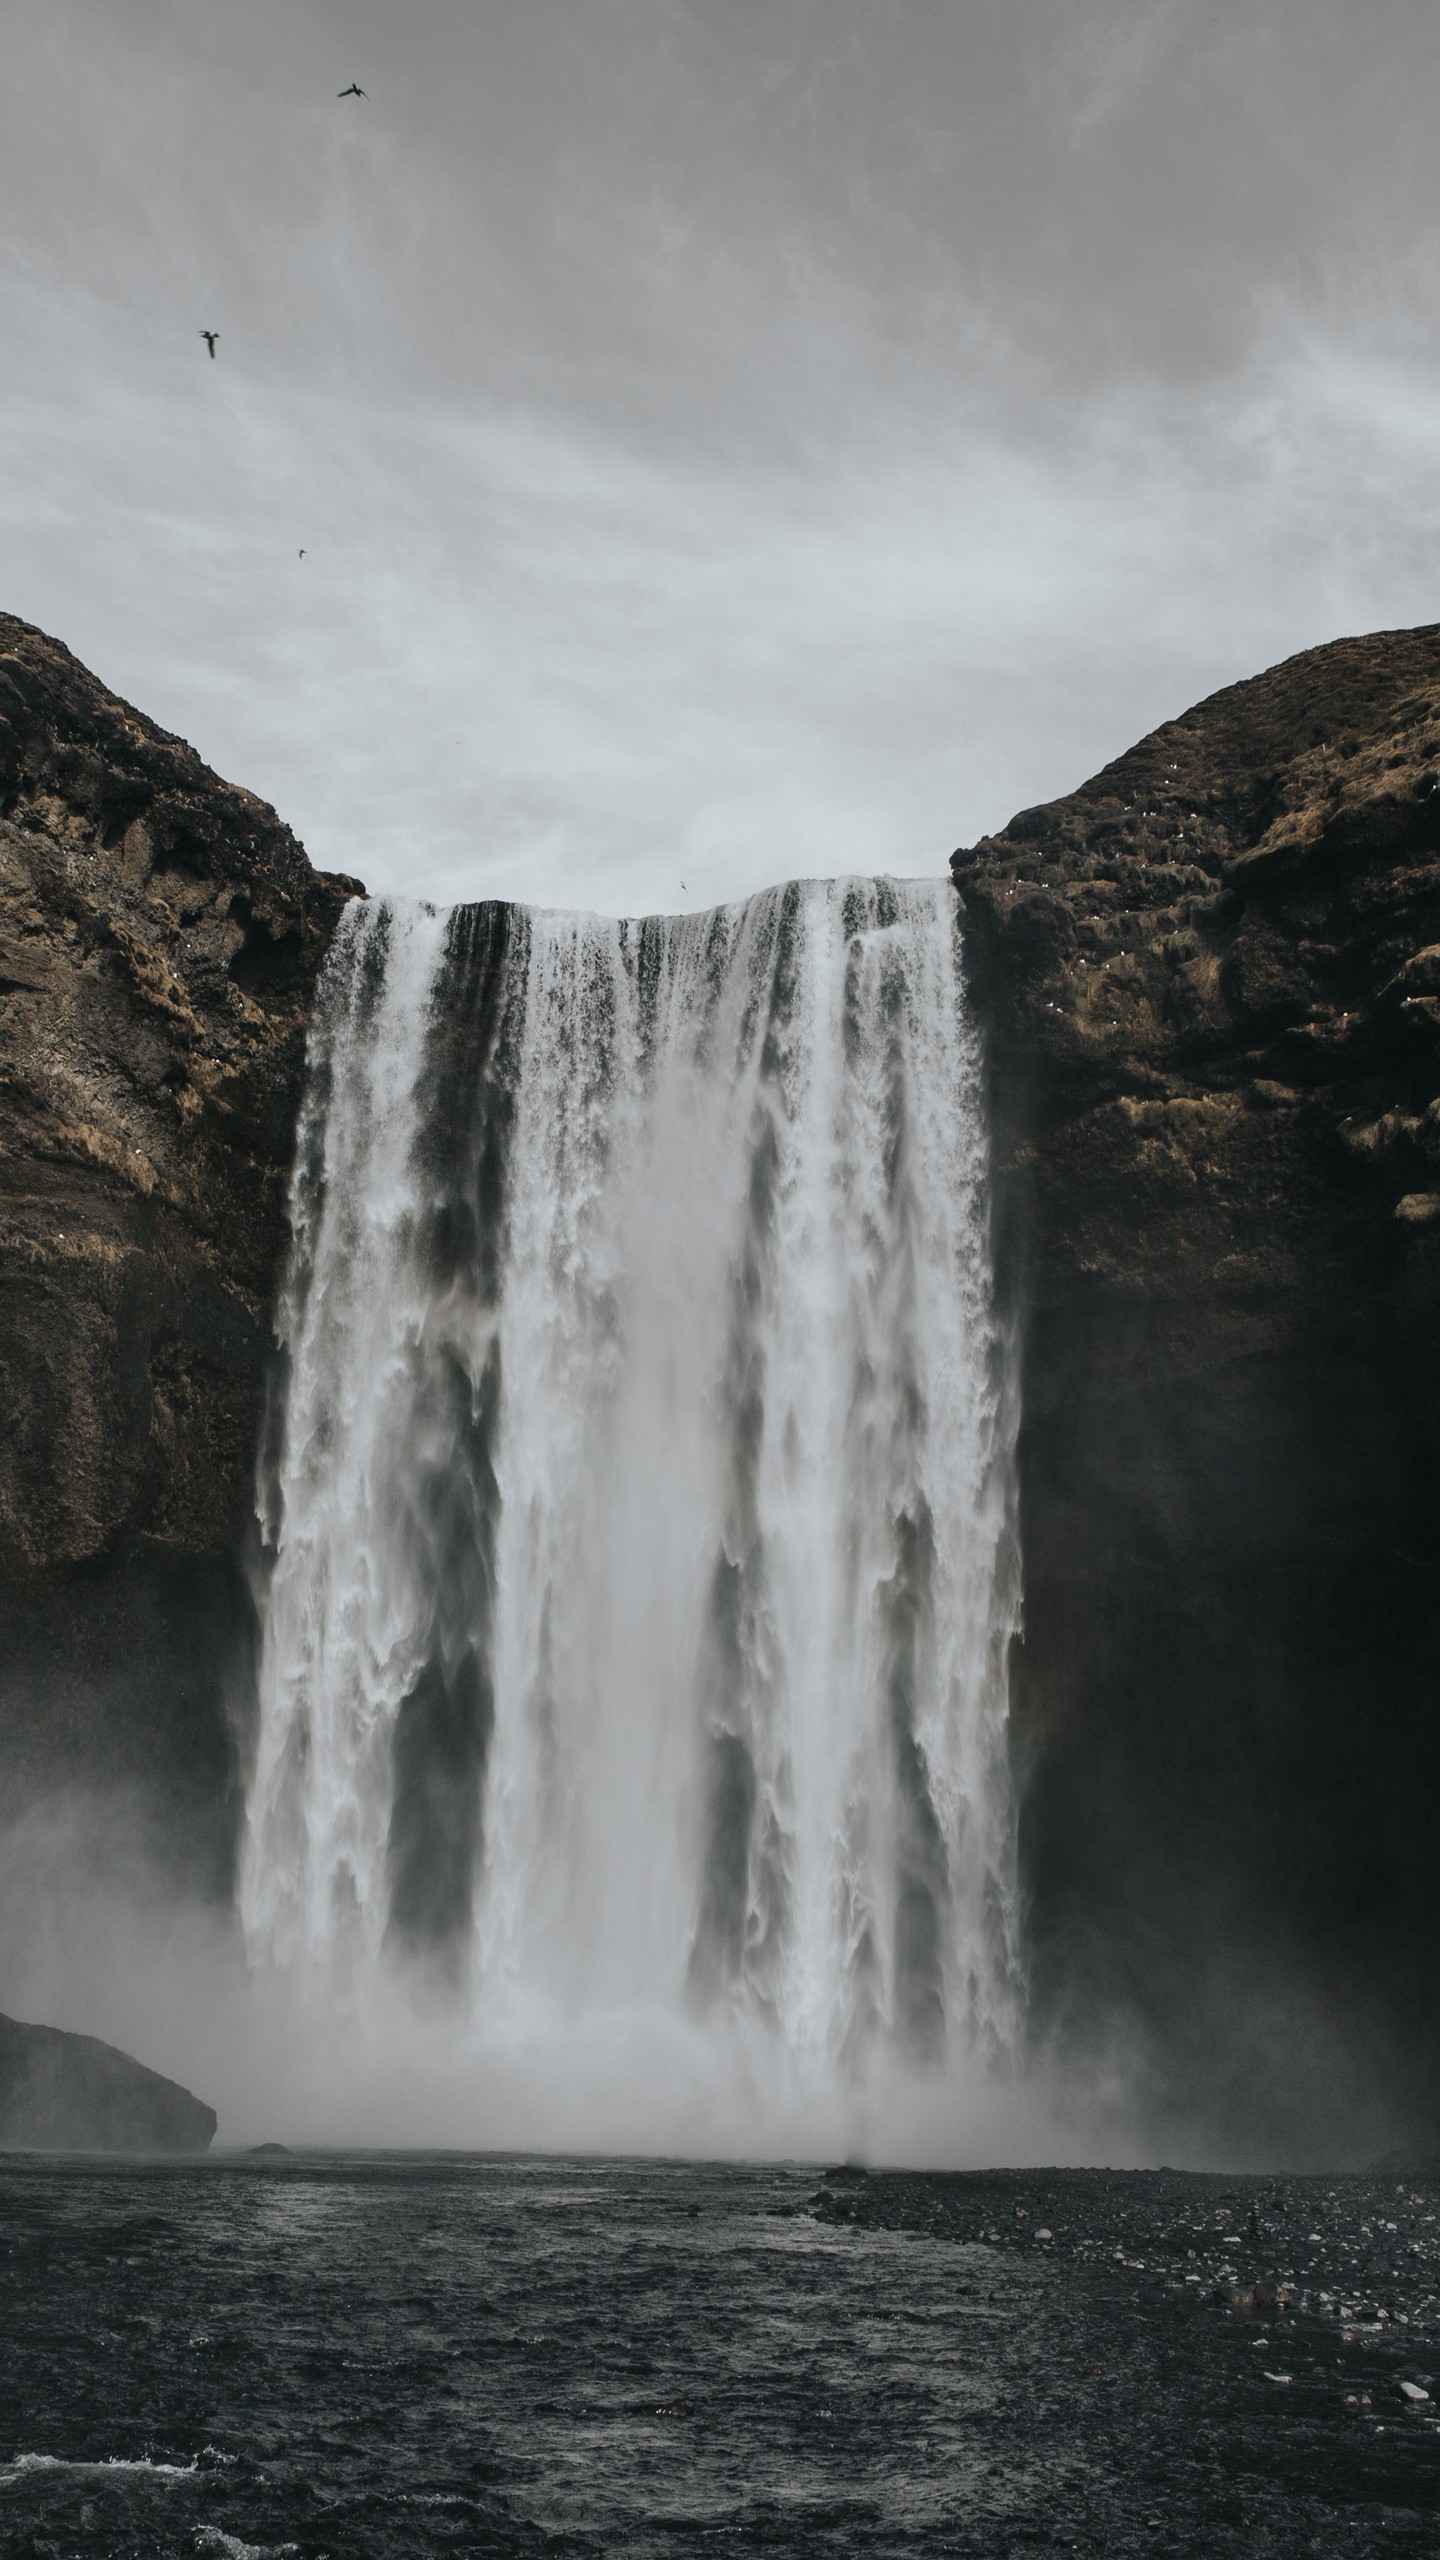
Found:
<box><xmin>0</xmin><ymin>2011</ymin><xmax>216</xmax><ymax>2152</ymax></box>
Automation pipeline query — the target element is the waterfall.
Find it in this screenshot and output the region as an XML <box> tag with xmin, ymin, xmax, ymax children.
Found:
<box><xmin>240</xmin><ymin>879</ymin><xmax>1021</xmax><ymax>2139</ymax></box>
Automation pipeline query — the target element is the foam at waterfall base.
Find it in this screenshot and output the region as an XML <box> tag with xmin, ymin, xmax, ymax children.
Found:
<box><xmin>4</xmin><ymin>1791</ymin><xmax>1403</xmax><ymax>2169</ymax></box>
<box><xmin>0</xmin><ymin>1800</ymin><xmax>1077</xmax><ymax>2160</ymax></box>
<box><xmin>205</xmin><ymin>1971</ymin><xmax>1064</xmax><ymax>2162</ymax></box>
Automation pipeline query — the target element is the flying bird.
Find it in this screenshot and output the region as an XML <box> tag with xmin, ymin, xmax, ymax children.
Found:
<box><xmin>298</xmin><ymin>549</ymin><xmax>306</xmax><ymax>559</ymax></box>
<box><xmin>338</xmin><ymin>82</ymin><xmax>367</xmax><ymax>97</ymax></box>
<box><xmin>199</xmin><ymin>330</ymin><xmax>218</xmax><ymax>358</ymax></box>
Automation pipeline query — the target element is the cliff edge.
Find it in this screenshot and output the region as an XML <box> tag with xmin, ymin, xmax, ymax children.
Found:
<box><xmin>0</xmin><ymin>615</ymin><xmax>361</xmax><ymax>1888</ymax></box>
<box><xmin>955</xmin><ymin>625</ymin><xmax>1440</xmax><ymax>2153</ymax></box>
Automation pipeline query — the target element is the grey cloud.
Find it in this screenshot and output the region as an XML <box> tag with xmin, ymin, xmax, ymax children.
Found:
<box><xmin>2</xmin><ymin>1</ymin><xmax>1439</xmax><ymax>908</ymax></box>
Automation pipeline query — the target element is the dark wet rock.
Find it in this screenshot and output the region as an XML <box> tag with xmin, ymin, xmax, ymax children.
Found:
<box><xmin>953</xmin><ymin>623</ymin><xmax>1440</xmax><ymax>2156</ymax></box>
<box><xmin>0</xmin><ymin>615</ymin><xmax>362</xmax><ymax>1891</ymax></box>
<box><xmin>0</xmin><ymin>2010</ymin><xmax>216</xmax><ymax>2151</ymax></box>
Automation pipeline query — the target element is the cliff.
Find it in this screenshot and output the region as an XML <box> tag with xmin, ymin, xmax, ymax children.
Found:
<box><xmin>4</xmin><ymin>607</ymin><xmax>1437</xmax><ymax>2156</ymax></box>
<box><xmin>954</xmin><ymin>626</ymin><xmax>1440</xmax><ymax>2154</ymax></box>
<box><xmin>0</xmin><ymin>615</ymin><xmax>361</xmax><ymax>1889</ymax></box>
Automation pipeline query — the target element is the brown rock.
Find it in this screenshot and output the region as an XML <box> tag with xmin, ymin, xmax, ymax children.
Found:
<box><xmin>954</xmin><ymin>624</ymin><xmax>1440</xmax><ymax>2156</ymax></box>
<box><xmin>0</xmin><ymin>615</ymin><xmax>362</xmax><ymax>1889</ymax></box>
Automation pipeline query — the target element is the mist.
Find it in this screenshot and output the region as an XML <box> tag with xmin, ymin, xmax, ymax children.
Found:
<box><xmin>0</xmin><ymin>1778</ymin><xmax>1407</xmax><ymax>2175</ymax></box>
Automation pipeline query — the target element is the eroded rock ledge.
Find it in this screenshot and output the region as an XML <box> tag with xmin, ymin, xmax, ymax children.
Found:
<box><xmin>954</xmin><ymin>625</ymin><xmax>1440</xmax><ymax>2155</ymax></box>
<box><xmin>0</xmin><ymin>615</ymin><xmax>362</xmax><ymax>1886</ymax></box>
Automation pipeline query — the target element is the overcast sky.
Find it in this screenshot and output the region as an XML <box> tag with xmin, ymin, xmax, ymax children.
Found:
<box><xmin>3</xmin><ymin>0</ymin><xmax>1439</xmax><ymax>913</ymax></box>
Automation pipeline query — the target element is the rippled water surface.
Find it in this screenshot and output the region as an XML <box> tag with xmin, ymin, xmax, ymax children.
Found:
<box><xmin>4</xmin><ymin>2153</ymin><xmax>1439</xmax><ymax>2556</ymax></box>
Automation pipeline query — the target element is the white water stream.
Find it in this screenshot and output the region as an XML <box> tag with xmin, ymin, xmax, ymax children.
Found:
<box><xmin>240</xmin><ymin>880</ymin><xmax>1020</xmax><ymax>2149</ymax></box>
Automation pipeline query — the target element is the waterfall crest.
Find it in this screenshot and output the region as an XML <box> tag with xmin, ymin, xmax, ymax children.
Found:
<box><xmin>241</xmin><ymin>879</ymin><xmax>1021</xmax><ymax>2133</ymax></box>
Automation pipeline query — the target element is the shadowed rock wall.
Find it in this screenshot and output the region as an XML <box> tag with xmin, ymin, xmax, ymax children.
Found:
<box><xmin>954</xmin><ymin>626</ymin><xmax>1440</xmax><ymax>2156</ymax></box>
<box><xmin>0</xmin><ymin>616</ymin><xmax>362</xmax><ymax>1893</ymax></box>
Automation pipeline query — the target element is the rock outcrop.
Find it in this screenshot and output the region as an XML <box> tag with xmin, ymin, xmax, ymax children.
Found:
<box><xmin>954</xmin><ymin>625</ymin><xmax>1440</xmax><ymax>2155</ymax></box>
<box><xmin>0</xmin><ymin>615</ymin><xmax>361</xmax><ymax>1889</ymax></box>
<box><xmin>0</xmin><ymin>2010</ymin><xmax>216</xmax><ymax>2151</ymax></box>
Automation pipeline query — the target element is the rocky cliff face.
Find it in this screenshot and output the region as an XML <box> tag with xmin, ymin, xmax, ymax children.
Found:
<box><xmin>954</xmin><ymin>626</ymin><xmax>1440</xmax><ymax>2155</ymax></box>
<box><xmin>0</xmin><ymin>615</ymin><xmax>361</xmax><ymax>1890</ymax></box>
